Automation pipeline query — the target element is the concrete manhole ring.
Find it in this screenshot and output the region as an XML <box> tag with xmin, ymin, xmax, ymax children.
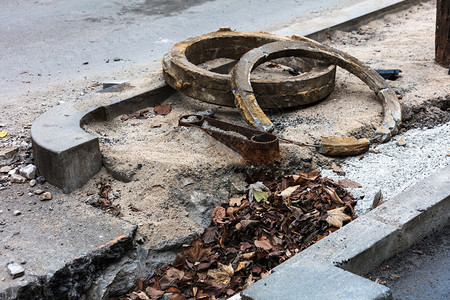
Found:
<box><xmin>162</xmin><ymin>29</ymin><xmax>336</xmax><ymax>108</ymax></box>
<box><xmin>231</xmin><ymin>40</ymin><xmax>402</xmax><ymax>144</ymax></box>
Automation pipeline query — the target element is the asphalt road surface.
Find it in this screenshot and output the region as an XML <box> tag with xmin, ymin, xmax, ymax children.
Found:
<box><xmin>1</xmin><ymin>0</ymin><xmax>375</xmax><ymax>105</ymax></box>
<box><xmin>367</xmin><ymin>226</ymin><xmax>450</xmax><ymax>300</ymax></box>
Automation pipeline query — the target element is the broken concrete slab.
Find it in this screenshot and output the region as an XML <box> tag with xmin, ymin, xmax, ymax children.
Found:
<box><xmin>31</xmin><ymin>72</ymin><xmax>175</xmax><ymax>193</ymax></box>
<box><xmin>0</xmin><ymin>194</ymin><xmax>137</xmax><ymax>299</ymax></box>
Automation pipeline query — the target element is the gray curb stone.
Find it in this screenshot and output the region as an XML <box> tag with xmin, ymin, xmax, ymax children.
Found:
<box><xmin>241</xmin><ymin>259</ymin><xmax>392</xmax><ymax>300</ymax></box>
<box><xmin>31</xmin><ymin>73</ymin><xmax>174</xmax><ymax>193</ymax></box>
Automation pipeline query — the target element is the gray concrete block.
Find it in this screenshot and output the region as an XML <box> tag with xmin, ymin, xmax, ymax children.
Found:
<box><xmin>278</xmin><ymin>216</ymin><xmax>399</xmax><ymax>275</ymax></box>
<box><xmin>31</xmin><ymin>73</ymin><xmax>174</xmax><ymax>193</ymax></box>
<box><xmin>241</xmin><ymin>258</ymin><xmax>392</xmax><ymax>300</ymax></box>
<box><xmin>364</xmin><ymin>165</ymin><xmax>450</xmax><ymax>251</ymax></box>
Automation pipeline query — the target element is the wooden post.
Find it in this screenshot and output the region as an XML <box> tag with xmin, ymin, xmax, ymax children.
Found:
<box><xmin>436</xmin><ymin>0</ymin><xmax>450</xmax><ymax>67</ymax></box>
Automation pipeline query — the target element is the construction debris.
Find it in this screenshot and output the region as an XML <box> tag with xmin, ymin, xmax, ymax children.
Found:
<box><xmin>162</xmin><ymin>29</ymin><xmax>335</xmax><ymax>108</ymax></box>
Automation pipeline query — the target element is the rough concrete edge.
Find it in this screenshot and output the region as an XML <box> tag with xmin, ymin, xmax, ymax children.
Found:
<box><xmin>0</xmin><ymin>226</ymin><xmax>137</xmax><ymax>300</ymax></box>
<box><xmin>30</xmin><ymin>74</ymin><xmax>175</xmax><ymax>193</ymax></box>
<box><xmin>239</xmin><ymin>165</ymin><xmax>450</xmax><ymax>300</ymax></box>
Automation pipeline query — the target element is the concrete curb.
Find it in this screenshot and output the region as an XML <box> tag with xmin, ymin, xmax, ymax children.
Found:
<box><xmin>238</xmin><ymin>166</ymin><xmax>449</xmax><ymax>300</ymax></box>
<box><xmin>273</xmin><ymin>0</ymin><xmax>428</xmax><ymax>41</ymax></box>
<box><xmin>31</xmin><ymin>73</ymin><xmax>175</xmax><ymax>193</ymax></box>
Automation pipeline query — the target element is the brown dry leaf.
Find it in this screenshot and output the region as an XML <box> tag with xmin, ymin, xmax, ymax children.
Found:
<box><xmin>235</xmin><ymin>261</ymin><xmax>248</xmax><ymax>272</ymax></box>
<box><xmin>323</xmin><ymin>187</ymin><xmax>344</xmax><ymax>205</ymax></box>
<box><xmin>331</xmin><ymin>163</ymin><xmax>344</xmax><ymax>174</ymax></box>
<box><xmin>254</xmin><ymin>237</ymin><xmax>273</xmax><ymax>251</ymax></box>
<box><xmin>243</xmin><ymin>274</ymin><xmax>255</xmax><ymax>289</ymax></box>
<box><xmin>169</xmin><ymin>294</ymin><xmax>185</xmax><ymax>300</ymax></box>
<box><xmin>227</xmin><ymin>206</ymin><xmax>240</xmax><ymax>216</ymax></box>
<box><xmin>240</xmin><ymin>242</ymin><xmax>252</xmax><ymax>252</ymax></box>
<box><xmin>197</xmin><ymin>293</ymin><xmax>210</xmax><ymax>300</ymax></box>
<box><xmin>184</xmin><ymin>238</ymin><xmax>211</xmax><ymax>263</ymax></box>
<box><xmin>338</xmin><ymin>178</ymin><xmax>362</xmax><ymax>188</ymax></box>
<box><xmin>288</xmin><ymin>205</ymin><xmax>304</xmax><ymax>220</ymax></box>
<box><xmin>159</xmin><ymin>274</ymin><xmax>177</xmax><ymax>290</ymax></box>
<box><xmin>154</xmin><ymin>104</ymin><xmax>172</xmax><ymax>115</ymax></box>
<box><xmin>166</xmin><ymin>286</ymin><xmax>182</xmax><ymax>294</ymax></box>
<box><xmin>167</xmin><ymin>267</ymin><xmax>184</xmax><ymax>280</ymax></box>
<box><xmin>145</xmin><ymin>287</ymin><xmax>165</xmax><ymax>299</ymax></box>
<box><xmin>278</xmin><ymin>185</ymin><xmax>300</xmax><ymax>200</ymax></box>
<box><xmin>197</xmin><ymin>272</ymin><xmax>207</xmax><ymax>280</ymax></box>
<box><xmin>261</xmin><ymin>270</ymin><xmax>272</xmax><ymax>278</ymax></box>
<box><xmin>133</xmin><ymin>291</ymin><xmax>151</xmax><ymax>300</ymax></box>
<box><xmin>211</xmin><ymin>206</ymin><xmax>226</xmax><ymax>223</ymax></box>
<box><xmin>242</xmin><ymin>252</ymin><xmax>256</xmax><ymax>260</ymax></box>
<box><xmin>326</xmin><ymin>207</ymin><xmax>352</xmax><ymax>228</ymax></box>
<box><xmin>240</xmin><ymin>220</ymin><xmax>259</xmax><ymax>229</ymax></box>
<box><xmin>207</xmin><ymin>262</ymin><xmax>234</xmax><ymax>285</ymax></box>
<box><xmin>229</xmin><ymin>195</ymin><xmax>245</xmax><ymax>207</ymax></box>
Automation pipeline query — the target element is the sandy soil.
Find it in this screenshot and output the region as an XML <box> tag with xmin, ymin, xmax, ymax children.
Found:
<box><xmin>1</xmin><ymin>1</ymin><xmax>448</xmax><ymax>249</ymax></box>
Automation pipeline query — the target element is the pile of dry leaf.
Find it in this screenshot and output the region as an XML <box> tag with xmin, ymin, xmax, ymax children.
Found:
<box><xmin>115</xmin><ymin>170</ymin><xmax>357</xmax><ymax>300</ymax></box>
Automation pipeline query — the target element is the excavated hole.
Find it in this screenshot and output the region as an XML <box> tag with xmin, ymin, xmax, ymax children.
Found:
<box><xmin>401</xmin><ymin>96</ymin><xmax>450</xmax><ymax>130</ymax></box>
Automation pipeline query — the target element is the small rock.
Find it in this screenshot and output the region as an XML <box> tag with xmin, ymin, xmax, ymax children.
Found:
<box><xmin>33</xmin><ymin>189</ymin><xmax>44</xmax><ymax>195</ymax></box>
<box><xmin>397</xmin><ymin>137</ymin><xmax>407</xmax><ymax>147</ymax></box>
<box><xmin>196</xmin><ymin>109</ymin><xmax>215</xmax><ymax>118</ymax></box>
<box><xmin>86</xmin><ymin>194</ymin><xmax>100</xmax><ymax>205</ymax></box>
<box><xmin>19</xmin><ymin>141</ymin><xmax>29</xmax><ymax>150</ymax></box>
<box><xmin>35</xmin><ymin>176</ymin><xmax>46</xmax><ymax>184</ymax></box>
<box><xmin>13</xmin><ymin>210</ymin><xmax>21</xmax><ymax>216</ymax></box>
<box><xmin>10</xmin><ymin>174</ymin><xmax>26</xmax><ymax>183</ymax></box>
<box><xmin>19</xmin><ymin>164</ymin><xmax>36</xmax><ymax>180</ymax></box>
<box><xmin>0</xmin><ymin>147</ymin><xmax>19</xmax><ymax>165</ymax></box>
<box><xmin>29</xmin><ymin>179</ymin><xmax>37</xmax><ymax>187</ymax></box>
<box><xmin>25</xmin><ymin>155</ymin><xmax>34</xmax><ymax>164</ymax></box>
<box><xmin>39</xmin><ymin>192</ymin><xmax>52</xmax><ymax>201</ymax></box>
<box><xmin>8</xmin><ymin>168</ymin><xmax>18</xmax><ymax>176</ymax></box>
<box><xmin>389</xmin><ymin>274</ymin><xmax>400</xmax><ymax>280</ymax></box>
<box><xmin>17</xmin><ymin>191</ymin><xmax>24</xmax><ymax>196</ymax></box>
<box><xmin>7</xmin><ymin>263</ymin><xmax>25</xmax><ymax>279</ymax></box>
<box><xmin>0</xmin><ymin>166</ymin><xmax>12</xmax><ymax>173</ymax></box>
